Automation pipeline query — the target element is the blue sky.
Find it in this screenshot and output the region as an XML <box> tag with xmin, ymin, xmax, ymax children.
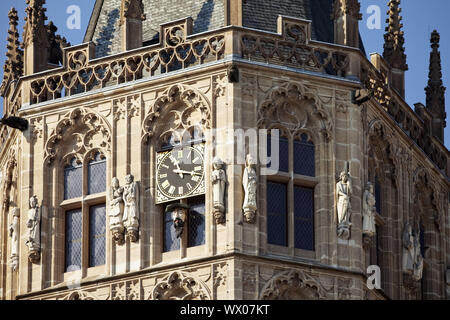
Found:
<box><xmin>0</xmin><ymin>0</ymin><xmax>448</xmax><ymax>148</ymax></box>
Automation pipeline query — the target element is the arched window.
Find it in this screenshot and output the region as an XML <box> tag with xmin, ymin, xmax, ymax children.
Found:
<box><xmin>266</xmin><ymin>131</ymin><xmax>317</xmax><ymax>253</ymax></box>
<box><xmin>267</xmin><ymin>133</ymin><xmax>289</xmax><ymax>173</ymax></box>
<box><xmin>267</xmin><ymin>182</ymin><xmax>288</xmax><ymax>246</ymax></box>
<box><xmin>293</xmin><ymin>134</ymin><xmax>315</xmax><ymax>177</ymax></box>
<box><xmin>88</xmin><ymin>153</ymin><xmax>107</xmax><ymax>195</ymax></box>
<box><xmin>64</xmin><ymin>158</ymin><xmax>82</xmax><ymax>200</ymax></box>
<box><xmin>63</xmin><ymin>152</ymin><xmax>107</xmax><ymax>272</ymax></box>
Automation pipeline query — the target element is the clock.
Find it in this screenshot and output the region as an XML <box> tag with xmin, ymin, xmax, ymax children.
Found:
<box><xmin>155</xmin><ymin>143</ymin><xmax>205</xmax><ymax>204</ymax></box>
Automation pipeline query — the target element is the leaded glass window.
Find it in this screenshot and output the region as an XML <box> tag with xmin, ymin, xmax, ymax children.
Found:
<box><xmin>267</xmin><ymin>134</ymin><xmax>289</xmax><ymax>173</ymax></box>
<box><xmin>188</xmin><ymin>197</ymin><xmax>205</xmax><ymax>248</ymax></box>
<box><xmin>89</xmin><ymin>204</ymin><xmax>106</xmax><ymax>267</ymax></box>
<box><xmin>294</xmin><ymin>134</ymin><xmax>315</xmax><ymax>176</ymax></box>
<box><xmin>267</xmin><ymin>182</ymin><xmax>288</xmax><ymax>247</ymax></box>
<box><xmin>163</xmin><ymin>208</ymin><xmax>180</xmax><ymax>252</ymax></box>
<box><xmin>63</xmin><ymin>153</ymin><xmax>107</xmax><ymax>273</ymax></box>
<box><xmin>65</xmin><ymin>209</ymin><xmax>82</xmax><ymax>272</ymax></box>
<box><xmin>88</xmin><ymin>153</ymin><xmax>106</xmax><ymax>195</ymax></box>
<box><xmin>64</xmin><ymin>158</ymin><xmax>82</xmax><ymax>200</ymax></box>
<box><xmin>294</xmin><ymin>186</ymin><xmax>314</xmax><ymax>251</ymax></box>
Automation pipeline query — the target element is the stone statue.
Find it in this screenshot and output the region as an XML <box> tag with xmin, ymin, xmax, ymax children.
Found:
<box><xmin>26</xmin><ymin>195</ymin><xmax>41</xmax><ymax>263</ymax></box>
<box><xmin>362</xmin><ymin>182</ymin><xmax>376</xmax><ymax>237</ymax></box>
<box><xmin>402</xmin><ymin>221</ymin><xmax>423</xmax><ymax>280</ymax></box>
<box><xmin>123</xmin><ymin>174</ymin><xmax>139</xmax><ymax>242</ymax></box>
<box><xmin>109</xmin><ymin>177</ymin><xmax>125</xmax><ymax>245</ymax></box>
<box><xmin>9</xmin><ymin>207</ymin><xmax>19</xmax><ymax>271</ymax></box>
<box><xmin>243</xmin><ymin>154</ymin><xmax>257</xmax><ymax>223</ymax></box>
<box><xmin>413</xmin><ymin>228</ymin><xmax>424</xmax><ymax>281</ymax></box>
<box><xmin>211</xmin><ymin>157</ymin><xmax>226</xmax><ymax>224</ymax></box>
<box><xmin>402</xmin><ymin>222</ymin><xmax>415</xmax><ymax>275</ymax></box>
<box><xmin>336</xmin><ymin>171</ymin><xmax>352</xmax><ymax>239</ymax></box>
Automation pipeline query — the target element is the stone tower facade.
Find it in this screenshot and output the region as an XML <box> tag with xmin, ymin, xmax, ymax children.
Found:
<box><xmin>0</xmin><ymin>0</ymin><xmax>448</xmax><ymax>300</ymax></box>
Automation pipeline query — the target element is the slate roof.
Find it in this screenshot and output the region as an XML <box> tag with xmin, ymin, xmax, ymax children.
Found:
<box><xmin>84</xmin><ymin>0</ymin><xmax>365</xmax><ymax>57</ymax></box>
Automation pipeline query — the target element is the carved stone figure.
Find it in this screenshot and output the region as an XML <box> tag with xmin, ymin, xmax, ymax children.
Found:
<box><xmin>26</xmin><ymin>195</ymin><xmax>40</xmax><ymax>263</ymax></box>
<box><xmin>336</xmin><ymin>171</ymin><xmax>352</xmax><ymax>239</ymax></box>
<box><xmin>362</xmin><ymin>182</ymin><xmax>376</xmax><ymax>237</ymax></box>
<box><xmin>9</xmin><ymin>207</ymin><xmax>19</xmax><ymax>271</ymax></box>
<box><xmin>123</xmin><ymin>174</ymin><xmax>139</xmax><ymax>242</ymax></box>
<box><xmin>211</xmin><ymin>157</ymin><xmax>226</xmax><ymax>224</ymax></box>
<box><xmin>402</xmin><ymin>222</ymin><xmax>423</xmax><ymax>280</ymax></box>
<box><xmin>242</xmin><ymin>154</ymin><xmax>257</xmax><ymax>223</ymax></box>
<box><xmin>413</xmin><ymin>228</ymin><xmax>424</xmax><ymax>281</ymax></box>
<box><xmin>109</xmin><ymin>177</ymin><xmax>125</xmax><ymax>245</ymax></box>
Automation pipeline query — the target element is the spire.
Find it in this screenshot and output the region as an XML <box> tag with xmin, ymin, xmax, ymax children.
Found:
<box><xmin>1</xmin><ymin>8</ymin><xmax>23</xmax><ymax>97</ymax></box>
<box><xmin>22</xmin><ymin>0</ymin><xmax>50</xmax><ymax>75</ymax></box>
<box><xmin>331</xmin><ymin>0</ymin><xmax>362</xmax><ymax>48</ymax></box>
<box><xmin>46</xmin><ymin>21</ymin><xmax>70</xmax><ymax>65</ymax></box>
<box><xmin>383</xmin><ymin>0</ymin><xmax>408</xmax><ymax>71</ymax></box>
<box><xmin>331</xmin><ymin>0</ymin><xmax>362</xmax><ymax>21</ymax></box>
<box><xmin>120</xmin><ymin>0</ymin><xmax>146</xmax><ymax>51</ymax></box>
<box><xmin>23</xmin><ymin>0</ymin><xmax>48</xmax><ymax>47</ymax></box>
<box><xmin>425</xmin><ymin>30</ymin><xmax>446</xmax><ymax>142</ymax></box>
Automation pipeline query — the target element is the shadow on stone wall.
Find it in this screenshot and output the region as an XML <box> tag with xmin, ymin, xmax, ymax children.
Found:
<box><xmin>193</xmin><ymin>0</ymin><xmax>214</xmax><ymax>34</ymax></box>
<box><xmin>96</xmin><ymin>9</ymin><xmax>120</xmax><ymax>58</ymax></box>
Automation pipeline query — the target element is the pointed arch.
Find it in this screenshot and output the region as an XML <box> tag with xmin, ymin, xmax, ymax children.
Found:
<box><xmin>44</xmin><ymin>107</ymin><xmax>112</xmax><ymax>165</ymax></box>
<box><xmin>258</xmin><ymin>82</ymin><xmax>333</xmax><ymax>142</ymax></box>
<box><xmin>141</xmin><ymin>84</ymin><xmax>212</xmax><ymax>144</ymax></box>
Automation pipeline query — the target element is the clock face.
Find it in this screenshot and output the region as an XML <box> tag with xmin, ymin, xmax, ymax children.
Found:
<box><xmin>156</xmin><ymin>143</ymin><xmax>205</xmax><ymax>204</ymax></box>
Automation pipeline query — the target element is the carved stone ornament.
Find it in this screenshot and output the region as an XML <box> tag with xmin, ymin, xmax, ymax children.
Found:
<box><xmin>142</xmin><ymin>84</ymin><xmax>211</xmax><ymax>143</ymax></box>
<box><xmin>123</xmin><ymin>174</ymin><xmax>139</xmax><ymax>242</ymax></box>
<box><xmin>258</xmin><ymin>82</ymin><xmax>333</xmax><ymax>141</ymax></box>
<box><xmin>26</xmin><ymin>195</ymin><xmax>41</xmax><ymax>263</ymax></box>
<box><xmin>211</xmin><ymin>157</ymin><xmax>226</xmax><ymax>224</ymax></box>
<box><xmin>150</xmin><ymin>271</ymin><xmax>211</xmax><ymax>300</ymax></box>
<box><xmin>44</xmin><ymin>108</ymin><xmax>111</xmax><ymax>165</ymax></box>
<box><xmin>335</xmin><ymin>170</ymin><xmax>352</xmax><ymax>240</ymax></box>
<box><xmin>120</xmin><ymin>0</ymin><xmax>146</xmax><ymax>25</ymax></box>
<box><xmin>9</xmin><ymin>207</ymin><xmax>20</xmax><ymax>271</ymax></box>
<box><xmin>242</xmin><ymin>154</ymin><xmax>257</xmax><ymax>224</ymax></box>
<box><xmin>109</xmin><ymin>177</ymin><xmax>125</xmax><ymax>245</ymax></box>
<box><xmin>260</xmin><ymin>270</ymin><xmax>328</xmax><ymax>300</ymax></box>
<box><xmin>362</xmin><ymin>182</ymin><xmax>376</xmax><ymax>238</ymax></box>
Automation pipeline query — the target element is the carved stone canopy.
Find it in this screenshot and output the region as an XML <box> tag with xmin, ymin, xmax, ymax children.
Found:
<box><xmin>142</xmin><ymin>84</ymin><xmax>211</xmax><ymax>143</ymax></box>
<box><xmin>151</xmin><ymin>271</ymin><xmax>211</xmax><ymax>300</ymax></box>
<box><xmin>44</xmin><ymin>108</ymin><xmax>111</xmax><ymax>164</ymax></box>
<box><xmin>260</xmin><ymin>270</ymin><xmax>328</xmax><ymax>300</ymax></box>
<box><xmin>258</xmin><ymin>83</ymin><xmax>333</xmax><ymax>142</ymax></box>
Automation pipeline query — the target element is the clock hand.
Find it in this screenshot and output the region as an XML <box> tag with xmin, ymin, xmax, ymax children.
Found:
<box><xmin>170</xmin><ymin>157</ymin><xmax>184</xmax><ymax>178</ymax></box>
<box><xmin>173</xmin><ymin>169</ymin><xmax>203</xmax><ymax>176</ymax></box>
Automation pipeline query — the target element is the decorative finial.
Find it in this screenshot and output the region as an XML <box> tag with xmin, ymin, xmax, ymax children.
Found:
<box><xmin>1</xmin><ymin>8</ymin><xmax>23</xmax><ymax>97</ymax></box>
<box><xmin>383</xmin><ymin>0</ymin><xmax>408</xmax><ymax>70</ymax></box>
<box><xmin>120</xmin><ymin>0</ymin><xmax>146</xmax><ymax>25</ymax></box>
<box><xmin>425</xmin><ymin>30</ymin><xmax>446</xmax><ymax>141</ymax></box>
<box><xmin>23</xmin><ymin>0</ymin><xmax>48</xmax><ymax>47</ymax></box>
<box><xmin>331</xmin><ymin>0</ymin><xmax>362</xmax><ymax>21</ymax></box>
<box><xmin>46</xmin><ymin>20</ymin><xmax>71</xmax><ymax>65</ymax></box>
